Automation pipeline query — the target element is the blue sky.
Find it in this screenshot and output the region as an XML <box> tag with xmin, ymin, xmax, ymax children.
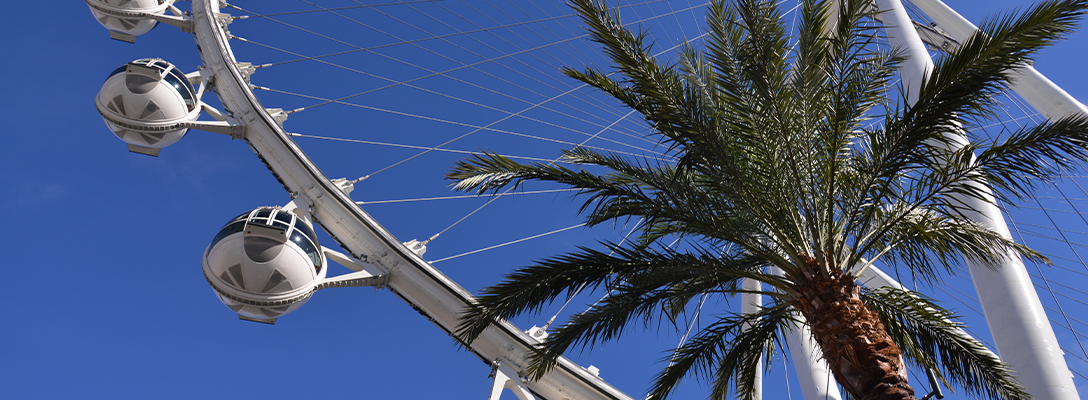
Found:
<box><xmin>3</xmin><ymin>1</ymin><xmax>1088</xmax><ymax>399</ymax></box>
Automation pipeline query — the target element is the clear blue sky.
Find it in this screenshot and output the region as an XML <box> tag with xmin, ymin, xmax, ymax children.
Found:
<box><xmin>3</xmin><ymin>1</ymin><xmax>1087</xmax><ymax>399</ymax></box>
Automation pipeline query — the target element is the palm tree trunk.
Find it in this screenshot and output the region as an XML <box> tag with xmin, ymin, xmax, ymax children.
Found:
<box><xmin>793</xmin><ymin>269</ymin><xmax>917</xmax><ymax>400</ymax></box>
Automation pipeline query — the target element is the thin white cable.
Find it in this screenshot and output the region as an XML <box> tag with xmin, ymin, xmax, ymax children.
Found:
<box><xmin>430</xmin><ymin>223</ymin><xmax>587</xmax><ymax>263</ymax></box>
<box><xmin>296</xmin><ymin>0</ymin><xmax>661</xmax><ymax>152</ymax></box>
<box><xmin>356</xmin><ymin>189</ymin><xmax>576</xmax><ymax>205</ymax></box>
<box><xmin>288</xmin><ymin>132</ymin><xmax>564</xmax><ymax>163</ymax></box>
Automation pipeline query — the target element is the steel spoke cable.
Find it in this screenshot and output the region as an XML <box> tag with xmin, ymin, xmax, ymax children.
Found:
<box><xmin>667</xmin><ymin>292</ymin><xmax>709</xmax><ymax>367</ymax></box>
<box><xmin>286</xmin><ymin>132</ymin><xmax>566</xmax><ymax>163</ymax></box>
<box><xmin>1010</xmin><ymin>203</ymin><xmax>1088</xmax><ymax>216</ymax></box>
<box><xmin>1034</xmin><ymin>298</ymin><xmax>1088</xmax><ymax>334</ymax></box>
<box><xmin>349</xmin><ymin>28</ymin><xmax>706</xmax><ymax>179</ymax></box>
<box><xmin>1030</xmin><ymin>250</ymin><xmax>1088</xmax><ymax>275</ymax></box>
<box><xmin>293</xmin><ymin>26</ymin><xmax>705</xmax><ymax>181</ymax></box>
<box><xmin>235</xmin><ymin>1</ymin><xmax>710</xmax><ymax>114</ymax></box>
<box><xmin>415</xmin><ymin>0</ymin><xmax>667</xmax><ymax>144</ymax></box>
<box><xmin>423</xmin><ymin>109</ymin><xmax>640</xmax><ymax>244</ymax></box>
<box><xmin>297</xmin><ymin>0</ymin><xmax>665</xmax><ymax>153</ymax></box>
<box><xmin>237</xmin><ymin>0</ymin><xmax>668</xmax><ymax>70</ymax></box>
<box><xmin>232</xmin><ymin>3</ymin><xmax>698</xmax><ymax>154</ymax></box>
<box><xmin>503</xmin><ymin>0</ymin><xmax>610</xmax><ymax>67</ymax></box>
<box><xmin>1031</xmin><ymin>195</ymin><xmax>1088</xmax><ymax>203</ymax></box>
<box><xmin>1009</xmin><ymin>220</ymin><xmax>1088</xmax><ymax>238</ymax></box>
<box><xmin>931</xmin><ymin>284</ymin><xmax>1001</xmax><ymax>352</ymax></box>
<box><xmin>540</xmin><ymin>217</ymin><xmax>647</xmax><ymax>332</ymax></box>
<box><xmin>234</xmin><ymin>34</ymin><xmax>676</xmax><ymax>163</ymax></box>
<box><xmin>1052</xmin><ymin>181</ymin><xmax>1088</xmax><ymax>230</ymax></box>
<box><xmin>1005</xmin><ymin>198</ymin><xmax>1088</xmax><ymax>358</ymax></box>
<box><xmin>1030</xmin><ymin>279</ymin><xmax>1088</xmax><ymax>311</ymax></box>
<box><xmin>1008</xmin><ymin>225</ymin><xmax>1088</xmax><ymax>251</ymax></box>
<box><xmin>1019</xmin><ymin>250</ymin><xmax>1088</xmax><ymax>362</ymax></box>
<box><xmin>499</xmin><ymin>0</ymin><xmax>679</xmax><ymax>139</ymax></box>
<box><xmin>241</xmin><ymin>45</ymin><xmax>663</xmax><ymax>156</ymax></box>
<box><xmin>255</xmin><ymin>86</ymin><xmax>661</xmax><ymax>160</ymax></box>
<box><xmin>228</xmin><ymin>3</ymin><xmax>584</xmax><ymax>66</ymax></box>
<box><xmin>226</xmin><ymin>0</ymin><xmax>438</xmax><ymax>18</ymax></box>
<box><xmin>355</xmin><ymin>188</ymin><xmax>577</xmax><ymax>205</ymax></box>
<box><xmin>1027</xmin><ymin>268</ymin><xmax>1088</xmax><ymax>300</ymax></box>
<box><xmin>233</xmin><ymin>1</ymin><xmax>708</xmax><ymax>164</ymax></box>
<box><xmin>430</xmin><ymin>223</ymin><xmax>588</xmax><ymax>263</ymax></box>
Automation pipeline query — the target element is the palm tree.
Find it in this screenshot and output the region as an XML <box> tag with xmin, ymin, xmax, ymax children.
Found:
<box><xmin>448</xmin><ymin>0</ymin><xmax>1088</xmax><ymax>399</ymax></box>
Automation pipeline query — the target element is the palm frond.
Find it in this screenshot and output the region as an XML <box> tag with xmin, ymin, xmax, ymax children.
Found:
<box><xmin>647</xmin><ymin>302</ymin><xmax>793</xmax><ymax>400</ymax></box>
<box><xmin>976</xmin><ymin>113</ymin><xmax>1088</xmax><ymax>200</ymax></box>
<box><xmin>863</xmin><ymin>287</ymin><xmax>1030</xmax><ymax>400</ymax></box>
<box><xmin>447</xmin><ymin>0</ymin><xmax>1088</xmax><ymax>399</ymax></box>
<box><xmin>457</xmin><ymin>243</ymin><xmax>778</xmax><ymax>346</ymax></box>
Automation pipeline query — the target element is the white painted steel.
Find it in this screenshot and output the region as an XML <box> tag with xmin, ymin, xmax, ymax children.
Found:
<box><xmin>489</xmin><ymin>359</ymin><xmax>538</xmax><ymax>400</ymax></box>
<box><xmin>189</xmin><ymin>1</ymin><xmax>634</xmax><ymax>399</ymax></box>
<box><xmin>909</xmin><ymin>0</ymin><xmax>1088</xmax><ymax>120</ymax></box>
<box><xmin>765</xmin><ymin>266</ymin><xmax>843</xmax><ymax>400</ymax></box>
<box><xmin>876</xmin><ymin>0</ymin><xmax>1079</xmax><ymax>397</ymax></box>
<box><xmin>740</xmin><ymin>278</ymin><xmax>763</xmax><ymax>400</ymax></box>
<box><xmin>784</xmin><ymin>322</ymin><xmax>842</xmax><ymax>400</ymax></box>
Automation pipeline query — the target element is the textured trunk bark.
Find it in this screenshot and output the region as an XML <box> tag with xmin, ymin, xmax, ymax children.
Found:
<box><xmin>793</xmin><ymin>269</ymin><xmax>917</xmax><ymax>400</ymax></box>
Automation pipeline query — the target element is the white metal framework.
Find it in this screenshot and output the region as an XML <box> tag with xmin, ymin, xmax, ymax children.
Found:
<box><xmin>89</xmin><ymin>0</ymin><xmax>1088</xmax><ymax>399</ymax></box>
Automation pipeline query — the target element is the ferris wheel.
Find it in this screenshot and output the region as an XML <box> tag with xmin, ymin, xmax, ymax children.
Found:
<box><xmin>86</xmin><ymin>0</ymin><xmax>1088</xmax><ymax>399</ymax></box>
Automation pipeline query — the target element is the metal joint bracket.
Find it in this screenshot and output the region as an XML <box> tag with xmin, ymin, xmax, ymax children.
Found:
<box><xmin>146</xmin><ymin>13</ymin><xmax>195</xmax><ymax>33</ymax></box>
<box><xmin>322</xmin><ymin>246</ymin><xmax>386</xmax><ymax>275</ymax></box>
<box><xmin>178</xmin><ymin>121</ymin><xmax>246</xmax><ymax>139</ymax></box>
<box><xmin>236</xmin><ymin>62</ymin><xmax>257</xmax><ymax>83</ymax></box>
<box><xmin>265</xmin><ymin>108</ymin><xmax>289</xmax><ymax>126</ymax></box>
<box><xmin>315</xmin><ymin>271</ymin><xmax>389</xmax><ymax>290</ymax></box>
<box><xmin>488</xmin><ymin>358</ymin><xmax>536</xmax><ymax>400</ymax></box>
<box><xmin>214</xmin><ymin>12</ymin><xmax>234</xmax><ymax>27</ymax></box>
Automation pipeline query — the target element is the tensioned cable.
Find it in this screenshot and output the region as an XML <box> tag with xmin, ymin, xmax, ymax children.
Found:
<box><xmin>931</xmin><ymin>284</ymin><xmax>1001</xmax><ymax>352</ymax></box>
<box><xmin>355</xmin><ymin>188</ymin><xmax>577</xmax><ymax>205</ymax></box>
<box><xmin>1012</xmin><ymin>221</ymin><xmax>1088</xmax><ymax>238</ymax></box>
<box><xmin>412</xmin><ymin>0</ymin><xmax>669</xmax><ymax>144</ymax></box>
<box><xmin>233</xmin><ymin>16</ymin><xmax>699</xmax><ymax>159</ymax></box>
<box><xmin>1009</xmin><ymin>204</ymin><xmax>1088</xmax><ymax>217</ymax></box>
<box><xmin>429</xmin><ymin>223</ymin><xmax>587</xmax><ymax>263</ymax></box>
<box><xmin>1034</xmin><ymin>251</ymin><xmax>1088</xmax><ymax>275</ymax></box>
<box><xmin>240</xmin><ymin>41</ymin><xmax>665</xmax><ymax>158</ymax></box>
<box><xmin>235</xmin><ymin>1</ymin><xmax>706</xmax><ymax>114</ymax></box>
<box><xmin>424</xmin><ymin>108</ymin><xmax>640</xmax><ymax>244</ymax></box>
<box><xmin>238</xmin><ymin>0</ymin><xmax>696</xmax><ymax>158</ymax></box>
<box><xmin>227</xmin><ymin>0</ymin><xmax>438</xmax><ymax>18</ymax></box>
<box><xmin>541</xmin><ymin>217</ymin><xmax>648</xmax><ymax>333</ymax></box>
<box><xmin>353</xmin><ymin>21</ymin><xmax>705</xmax><ymax>182</ymax></box>
<box><xmin>235</xmin><ymin>0</ymin><xmax>668</xmax><ymax>67</ymax></box>
<box><xmin>667</xmin><ymin>292</ymin><xmax>708</xmax><ymax>367</ymax></box>
<box><xmin>1030</xmin><ymin>278</ymin><xmax>1088</xmax><ymax>310</ymax></box>
<box><xmin>1009</xmin><ymin>225</ymin><xmax>1088</xmax><ymax>250</ymax></box>
<box><xmin>1051</xmin><ymin>182</ymin><xmax>1088</xmax><ymax>231</ymax></box>
<box><xmin>233</xmin><ymin>8</ymin><xmax>705</xmax><ymax>160</ymax></box>
<box><xmin>288</xmin><ymin>0</ymin><xmax>670</xmax><ymax>155</ymax></box>
<box><xmin>1004</xmin><ymin>200</ymin><xmax>1088</xmax><ymax>361</ymax></box>
<box><xmin>257</xmin><ymin>86</ymin><xmax>659</xmax><ymax>160</ymax></box>
<box><xmin>484</xmin><ymin>0</ymin><xmax>685</xmax><ymax>142</ymax></box>
<box><xmin>287</xmin><ymin>132</ymin><xmax>565</xmax><ymax>163</ymax></box>
<box><xmin>350</xmin><ymin>21</ymin><xmax>707</xmax><ymax>181</ymax></box>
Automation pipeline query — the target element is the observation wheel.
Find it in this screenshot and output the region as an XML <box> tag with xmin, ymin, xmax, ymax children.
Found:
<box><xmin>86</xmin><ymin>0</ymin><xmax>1088</xmax><ymax>399</ymax></box>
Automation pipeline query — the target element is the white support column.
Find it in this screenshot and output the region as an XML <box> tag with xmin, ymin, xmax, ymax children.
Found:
<box><xmin>740</xmin><ymin>278</ymin><xmax>763</xmax><ymax>400</ymax></box>
<box><xmin>909</xmin><ymin>0</ymin><xmax>1088</xmax><ymax>120</ymax></box>
<box><xmin>875</xmin><ymin>1</ymin><xmax>1078</xmax><ymax>398</ymax></box>
<box><xmin>764</xmin><ymin>267</ymin><xmax>843</xmax><ymax>400</ymax></box>
<box><xmin>785</xmin><ymin>322</ymin><xmax>843</xmax><ymax>400</ymax></box>
<box><xmin>488</xmin><ymin>359</ymin><xmax>537</xmax><ymax>400</ymax></box>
